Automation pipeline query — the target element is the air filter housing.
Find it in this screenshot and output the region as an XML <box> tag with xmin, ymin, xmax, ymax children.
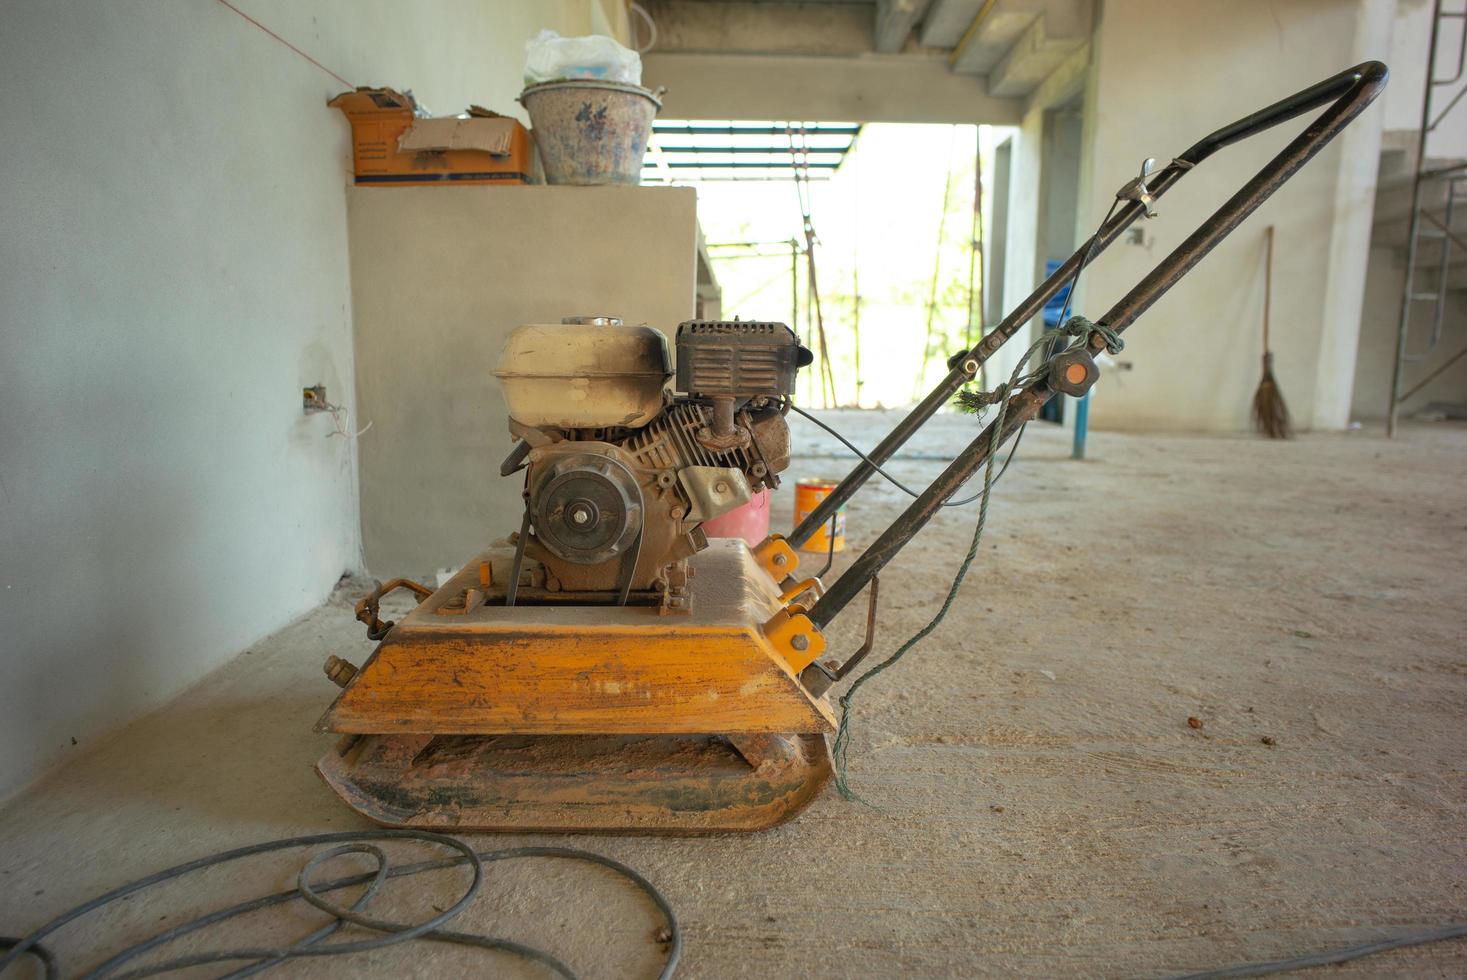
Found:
<box><xmin>674</xmin><ymin>320</ymin><xmax>810</xmax><ymax>399</ymax></box>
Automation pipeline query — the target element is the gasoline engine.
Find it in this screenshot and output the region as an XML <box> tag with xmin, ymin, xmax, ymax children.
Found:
<box><xmin>493</xmin><ymin>316</ymin><xmax>811</xmax><ymax>611</ymax></box>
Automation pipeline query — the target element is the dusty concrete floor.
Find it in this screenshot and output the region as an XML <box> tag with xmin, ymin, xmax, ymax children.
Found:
<box><xmin>2</xmin><ymin>415</ymin><xmax>1465</xmax><ymax>978</ymax></box>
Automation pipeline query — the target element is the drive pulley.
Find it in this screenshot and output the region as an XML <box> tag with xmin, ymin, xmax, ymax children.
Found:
<box><xmin>533</xmin><ymin>452</ymin><xmax>642</xmax><ymax>564</ymax></box>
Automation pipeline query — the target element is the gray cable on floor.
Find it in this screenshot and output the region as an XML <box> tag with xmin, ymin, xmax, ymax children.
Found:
<box><xmin>0</xmin><ymin>831</ymin><xmax>680</xmax><ymax>980</ymax></box>
<box><xmin>1167</xmin><ymin>922</ymin><xmax>1467</xmax><ymax>978</ymax></box>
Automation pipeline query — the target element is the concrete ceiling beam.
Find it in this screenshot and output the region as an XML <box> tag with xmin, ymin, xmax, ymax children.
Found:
<box><xmin>643</xmin><ymin>0</ymin><xmax>875</xmax><ymax>57</ymax></box>
<box><xmin>985</xmin><ymin>3</ymin><xmax>1091</xmax><ymax>98</ymax></box>
<box><xmin>642</xmin><ymin>51</ymin><xmax>1023</xmax><ymax>125</ymax></box>
<box><xmin>874</xmin><ymin>0</ymin><xmax>935</xmax><ymax>53</ymax></box>
<box><xmin>947</xmin><ymin>0</ymin><xmax>1091</xmax><ymax>78</ymax></box>
<box><xmin>919</xmin><ymin>0</ymin><xmax>985</xmax><ymax>48</ymax></box>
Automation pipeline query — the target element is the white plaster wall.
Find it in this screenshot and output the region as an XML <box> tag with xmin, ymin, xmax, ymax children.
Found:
<box><xmin>1079</xmin><ymin>0</ymin><xmax>1388</xmax><ymax>432</ymax></box>
<box><xmin>0</xmin><ymin>0</ymin><xmax>616</xmax><ymax>799</ymax></box>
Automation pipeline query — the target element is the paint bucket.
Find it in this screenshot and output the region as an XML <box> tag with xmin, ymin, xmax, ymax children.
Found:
<box><xmin>794</xmin><ymin>479</ymin><xmax>845</xmax><ymax>554</ymax></box>
<box><xmin>700</xmin><ymin>488</ymin><xmax>772</xmax><ymax>546</ymax></box>
<box><xmin>518</xmin><ymin>80</ymin><xmax>662</xmax><ymax>186</ymax></box>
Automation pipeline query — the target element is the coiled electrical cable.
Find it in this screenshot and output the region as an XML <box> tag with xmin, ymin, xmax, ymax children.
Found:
<box><xmin>0</xmin><ymin>831</ymin><xmax>679</xmax><ymax>980</ymax></box>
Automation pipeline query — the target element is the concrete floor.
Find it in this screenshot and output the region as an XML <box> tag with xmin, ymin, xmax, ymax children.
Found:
<box><xmin>2</xmin><ymin>415</ymin><xmax>1465</xmax><ymax>978</ymax></box>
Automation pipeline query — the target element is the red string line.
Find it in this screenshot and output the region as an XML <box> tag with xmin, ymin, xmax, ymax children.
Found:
<box><xmin>214</xmin><ymin>0</ymin><xmax>354</xmax><ymax>89</ymax></box>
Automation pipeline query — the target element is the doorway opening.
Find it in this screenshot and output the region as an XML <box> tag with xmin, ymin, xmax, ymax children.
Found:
<box><xmin>649</xmin><ymin>120</ymin><xmax>1007</xmax><ymax>410</ymax></box>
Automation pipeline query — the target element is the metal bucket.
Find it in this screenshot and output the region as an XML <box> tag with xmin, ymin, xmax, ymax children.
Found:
<box><xmin>794</xmin><ymin>479</ymin><xmax>846</xmax><ymax>554</ymax></box>
<box><xmin>518</xmin><ymin>80</ymin><xmax>662</xmax><ymax>186</ymax></box>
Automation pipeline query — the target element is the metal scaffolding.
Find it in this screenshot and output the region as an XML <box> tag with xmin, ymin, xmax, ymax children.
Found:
<box><xmin>1387</xmin><ymin>0</ymin><xmax>1467</xmax><ymax>435</ymax></box>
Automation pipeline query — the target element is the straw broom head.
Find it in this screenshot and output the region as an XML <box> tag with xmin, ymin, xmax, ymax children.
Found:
<box><xmin>1251</xmin><ymin>351</ymin><xmax>1292</xmax><ymax>439</ymax></box>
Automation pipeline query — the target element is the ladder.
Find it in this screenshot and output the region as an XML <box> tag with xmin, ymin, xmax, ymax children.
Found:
<box><xmin>1388</xmin><ymin>0</ymin><xmax>1467</xmax><ymax>436</ymax></box>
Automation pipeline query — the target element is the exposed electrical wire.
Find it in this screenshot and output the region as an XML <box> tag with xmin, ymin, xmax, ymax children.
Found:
<box><xmin>315</xmin><ymin>399</ymin><xmax>373</xmax><ymax>440</ymax></box>
<box><xmin>214</xmin><ymin>0</ymin><xmax>354</xmax><ymax>89</ymax></box>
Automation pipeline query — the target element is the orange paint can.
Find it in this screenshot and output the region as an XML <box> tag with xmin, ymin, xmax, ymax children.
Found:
<box><xmin>794</xmin><ymin>479</ymin><xmax>846</xmax><ymax>554</ymax></box>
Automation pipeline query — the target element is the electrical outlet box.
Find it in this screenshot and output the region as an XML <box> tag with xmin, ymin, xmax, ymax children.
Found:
<box><xmin>304</xmin><ymin>385</ymin><xmax>328</xmax><ymax>413</ymax></box>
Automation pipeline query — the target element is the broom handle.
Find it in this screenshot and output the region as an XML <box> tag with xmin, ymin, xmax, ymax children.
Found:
<box><xmin>1264</xmin><ymin>225</ymin><xmax>1274</xmax><ymax>354</ymax></box>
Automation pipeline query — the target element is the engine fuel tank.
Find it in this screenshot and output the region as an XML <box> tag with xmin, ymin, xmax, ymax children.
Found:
<box><xmin>494</xmin><ymin>315</ymin><xmax>671</xmax><ymax>429</ymax></box>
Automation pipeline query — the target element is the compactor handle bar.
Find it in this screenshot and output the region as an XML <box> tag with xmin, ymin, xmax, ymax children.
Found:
<box><xmin>800</xmin><ymin>61</ymin><xmax>1387</xmax><ymax>632</ymax></box>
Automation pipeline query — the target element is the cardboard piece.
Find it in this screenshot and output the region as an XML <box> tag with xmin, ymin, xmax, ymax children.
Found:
<box><xmin>329</xmin><ymin>87</ymin><xmax>535</xmax><ymax>186</ymax></box>
<box><xmin>397</xmin><ymin>116</ymin><xmax>519</xmax><ymax>156</ymax></box>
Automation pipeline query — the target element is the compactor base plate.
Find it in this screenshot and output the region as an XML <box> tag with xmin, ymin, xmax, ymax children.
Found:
<box><xmin>317</xmin><ymin>731</ymin><xmax>832</xmax><ymax>834</ymax></box>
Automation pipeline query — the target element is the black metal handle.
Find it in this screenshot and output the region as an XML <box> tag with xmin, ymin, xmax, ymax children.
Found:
<box><xmin>788</xmin><ymin>61</ymin><xmax>1387</xmax><ymax>553</ymax></box>
<box><xmin>804</xmin><ymin>61</ymin><xmax>1387</xmax><ymax>631</ymax></box>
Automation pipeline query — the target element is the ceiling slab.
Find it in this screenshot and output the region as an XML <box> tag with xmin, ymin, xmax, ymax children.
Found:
<box><xmin>645</xmin><ymin>0</ymin><xmax>875</xmax><ymax>55</ymax></box>
<box><xmin>643</xmin><ymin>51</ymin><xmax>1023</xmax><ymax>124</ymax></box>
<box><xmin>642</xmin><ymin>0</ymin><xmax>1092</xmax><ymax>104</ymax></box>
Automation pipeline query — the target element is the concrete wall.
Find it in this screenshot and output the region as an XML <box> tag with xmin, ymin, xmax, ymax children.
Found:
<box><xmin>0</xmin><ymin>0</ymin><xmax>619</xmax><ymax>799</ymax></box>
<box><xmin>347</xmin><ymin>186</ymin><xmax>698</xmax><ymax>575</ymax></box>
<box><xmin>1075</xmin><ymin>0</ymin><xmax>1388</xmax><ymax>432</ymax></box>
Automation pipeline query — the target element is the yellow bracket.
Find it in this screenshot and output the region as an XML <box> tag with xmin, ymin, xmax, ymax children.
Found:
<box><xmin>751</xmin><ymin>534</ymin><xmax>800</xmax><ymax>581</ymax></box>
<box><xmin>777</xmin><ymin>577</ymin><xmax>825</xmax><ymax>606</ymax></box>
<box><xmin>762</xmin><ymin>606</ymin><xmax>826</xmax><ymax>674</ymax></box>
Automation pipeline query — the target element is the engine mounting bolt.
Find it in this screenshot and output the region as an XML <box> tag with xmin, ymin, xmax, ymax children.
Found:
<box><xmin>791</xmin><ymin>634</ymin><xmax>809</xmax><ymax>652</ymax></box>
<box><xmin>773</xmin><ymin>553</ymin><xmax>787</xmax><ymax>566</ymax></box>
<box><xmin>714</xmin><ymin>480</ymin><xmax>730</xmax><ymax>494</ymax></box>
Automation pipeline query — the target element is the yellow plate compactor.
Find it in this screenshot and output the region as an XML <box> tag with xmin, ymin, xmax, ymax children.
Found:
<box><xmin>317</xmin><ymin>317</ymin><xmax>838</xmax><ymax>833</ymax></box>
<box><xmin>314</xmin><ymin>61</ymin><xmax>1387</xmax><ymax>834</ymax></box>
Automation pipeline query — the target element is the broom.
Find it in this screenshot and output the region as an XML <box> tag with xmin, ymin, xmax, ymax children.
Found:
<box><xmin>1252</xmin><ymin>225</ymin><xmax>1292</xmax><ymax>438</ymax></box>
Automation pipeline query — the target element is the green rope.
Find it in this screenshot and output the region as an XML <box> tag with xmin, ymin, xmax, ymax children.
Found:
<box><xmin>1065</xmin><ymin>314</ymin><xmax>1125</xmax><ymax>355</ymax></box>
<box><xmin>831</xmin><ymin>330</ymin><xmax>1061</xmax><ymax>800</ymax></box>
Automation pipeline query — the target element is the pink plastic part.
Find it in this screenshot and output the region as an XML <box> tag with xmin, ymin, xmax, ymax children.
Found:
<box><xmin>700</xmin><ymin>488</ymin><xmax>772</xmax><ymax>546</ymax></box>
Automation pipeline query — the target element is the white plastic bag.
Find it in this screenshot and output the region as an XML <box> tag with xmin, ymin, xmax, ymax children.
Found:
<box><xmin>523</xmin><ymin>30</ymin><xmax>642</xmax><ymax>86</ymax></box>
